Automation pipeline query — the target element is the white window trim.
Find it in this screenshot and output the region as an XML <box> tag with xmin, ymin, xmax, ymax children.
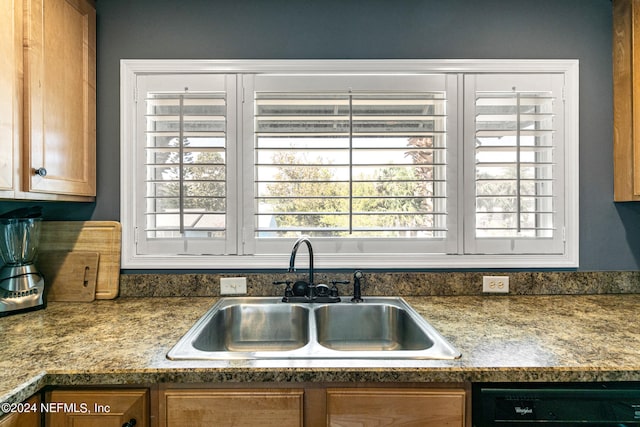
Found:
<box><xmin>120</xmin><ymin>59</ymin><xmax>579</xmax><ymax>269</ymax></box>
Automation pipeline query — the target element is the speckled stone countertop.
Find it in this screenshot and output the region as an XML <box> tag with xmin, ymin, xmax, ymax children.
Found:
<box><xmin>2</xmin><ymin>294</ymin><xmax>640</xmax><ymax>409</ymax></box>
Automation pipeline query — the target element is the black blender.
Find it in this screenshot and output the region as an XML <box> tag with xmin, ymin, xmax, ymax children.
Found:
<box><xmin>0</xmin><ymin>207</ymin><xmax>46</xmax><ymax>316</ymax></box>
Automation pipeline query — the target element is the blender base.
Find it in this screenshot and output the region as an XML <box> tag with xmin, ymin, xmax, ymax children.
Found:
<box><xmin>0</xmin><ymin>269</ymin><xmax>46</xmax><ymax>316</ymax></box>
<box><xmin>0</xmin><ymin>300</ymin><xmax>46</xmax><ymax>317</ymax></box>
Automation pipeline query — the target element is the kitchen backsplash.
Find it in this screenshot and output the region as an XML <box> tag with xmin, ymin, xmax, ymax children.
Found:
<box><xmin>119</xmin><ymin>271</ymin><xmax>640</xmax><ymax>297</ymax></box>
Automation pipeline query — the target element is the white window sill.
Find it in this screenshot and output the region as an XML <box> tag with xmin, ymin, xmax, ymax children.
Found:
<box><xmin>121</xmin><ymin>252</ymin><xmax>578</xmax><ymax>270</ymax></box>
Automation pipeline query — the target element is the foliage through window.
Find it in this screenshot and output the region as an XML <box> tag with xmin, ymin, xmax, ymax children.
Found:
<box><xmin>145</xmin><ymin>92</ymin><xmax>227</xmax><ymax>238</ymax></box>
<box><xmin>253</xmin><ymin>91</ymin><xmax>447</xmax><ymax>239</ymax></box>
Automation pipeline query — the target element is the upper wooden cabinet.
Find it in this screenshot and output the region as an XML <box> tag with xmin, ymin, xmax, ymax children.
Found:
<box><xmin>23</xmin><ymin>0</ymin><xmax>96</xmax><ymax>198</ymax></box>
<box><xmin>613</xmin><ymin>0</ymin><xmax>640</xmax><ymax>201</ymax></box>
<box><xmin>0</xmin><ymin>0</ymin><xmax>96</xmax><ymax>201</ymax></box>
<box><xmin>0</xmin><ymin>0</ymin><xmax>20</xmax><ymax>198</ymax></box>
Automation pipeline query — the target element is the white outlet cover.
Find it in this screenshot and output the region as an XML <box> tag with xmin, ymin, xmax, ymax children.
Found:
<box><xmin>482</xmin><ymin>276</ymin><xmax>509</xmax><ymax>293</ymax></box>
<box><xmin>220</xmin><ymin>277</ymin><xmax>247</xmax><ymax>295</ymax></box>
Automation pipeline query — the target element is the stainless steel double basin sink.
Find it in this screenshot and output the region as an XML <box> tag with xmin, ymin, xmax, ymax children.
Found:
<box><xmin>167</xmin><ymin>297</ymin><xmax>461</xmax><ymax>360</ymax></box>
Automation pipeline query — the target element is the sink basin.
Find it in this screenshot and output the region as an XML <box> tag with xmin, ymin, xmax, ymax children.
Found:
<box><xmin>167</xmin><ymin>297</ymin><xmax>461</xmax><ymax>360</ymax></box>
<box><xmin>192</xmin><ymin>303</ymin><xmax>309</xmax><ymax>352</ymax></box>
<box><xmin>314</xmin><ymin>304</ymin><xmax>433</xmax><ymax>351</ymax></box>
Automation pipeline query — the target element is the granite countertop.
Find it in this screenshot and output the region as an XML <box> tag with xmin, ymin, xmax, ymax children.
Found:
<box><xmin>2</xmin><ymin>294</ymin><xmax>640</xmax><ymax>408</ymax></box>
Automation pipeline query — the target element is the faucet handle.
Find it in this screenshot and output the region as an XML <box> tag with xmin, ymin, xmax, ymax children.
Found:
<box><xmin>273</xmin><ymin>280</ymin><xmax>294</xmax><ymax>298</ymax></box>
<box><xmin>329</xmin><ymin>280</ymin><xmax>350</xmax><ymax>298</ymax></box>
<box><xmin>330</xmin><ymin>280</ymin><xmax>350</xmax><ymax>286</ymax></box>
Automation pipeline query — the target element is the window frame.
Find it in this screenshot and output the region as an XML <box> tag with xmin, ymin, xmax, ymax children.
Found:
<box><xmin>121</xmin><ymin>59</ymin><xmax>579</xmax><ymax>269</ymax></box>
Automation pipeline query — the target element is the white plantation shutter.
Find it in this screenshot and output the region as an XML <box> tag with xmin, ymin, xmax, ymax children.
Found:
<box><xmin>464</xmin><ymin>74</ymin><xmax>566</xmax><ymax>254</ymax></box>
<box><xmin>244</xmin><ymin>74</ymin><xmax>458</xmax><ymax>255</ymax></box>
<box><xmin>135</xmin><ymin>74</ymin><xmax>237</xmax><ymax>255</ymax></box>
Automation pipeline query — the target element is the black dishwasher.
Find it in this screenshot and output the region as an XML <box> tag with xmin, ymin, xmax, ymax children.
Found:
<box><xmin>473</xmin><ymin>383</ymin><xmax>640</xmax><ymax>426</ymax></box>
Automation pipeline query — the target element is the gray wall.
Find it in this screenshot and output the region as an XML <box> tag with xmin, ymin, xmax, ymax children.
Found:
<box><xmin>4</xmin><ymin>0</ymin><xmax>638</xmax><ymax>271</ymax></box>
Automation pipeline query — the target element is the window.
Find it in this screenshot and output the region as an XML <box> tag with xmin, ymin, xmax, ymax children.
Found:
<box><xmin>121</xmin><ymin>60</ymin><xmax>578</xmax><ymax>269</ymax></box>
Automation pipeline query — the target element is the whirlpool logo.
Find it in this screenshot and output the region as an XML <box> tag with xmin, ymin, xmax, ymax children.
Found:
<box><xmin>515</xmin><ymin>406</ymin><xmax>534</xmax><ymax>416</ymax></box>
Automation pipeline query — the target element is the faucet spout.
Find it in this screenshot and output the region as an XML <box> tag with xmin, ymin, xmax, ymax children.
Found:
<box><xmin>289</xmin><ymin>236</ymin><xmax>314</xmax><ymax>297</ymax></box>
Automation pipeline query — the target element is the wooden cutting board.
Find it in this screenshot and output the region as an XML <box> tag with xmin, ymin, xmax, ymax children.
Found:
<box><xmin>39</xmin><ymin>251</ymin><xmax>100</xmax><ymax>302</ymax></box>
<box><xmin>39</xmin><ymin>221</ymin><xmax>121</xmax><ymax>299</ymax></box>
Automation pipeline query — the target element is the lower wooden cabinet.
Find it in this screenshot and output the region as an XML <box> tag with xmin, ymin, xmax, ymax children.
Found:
<box><xmin>45</xmin><ymin>389</ymin><xmax>148</xmax><ymax>427</ymax></box>
<box><xmin>162</xmin><ymin>388</ymin><xmax>304</xmax><ymax>427</ymax></box>
<box><xmin>326</xmin><ymin>388</ymin><xmax>466</xmax><ymax>427</ymax></box>
<box><xmin>32</xmin><ymin>383</ymin><xmax>468</xmax><ymax>427</ymax></box>
<box><xmin>0</xmin><ymin>395</ymin><xmax>41</xmax><ymax>427</ymax></box>
<box><xmin>159</xmin><ymin>384</ymin><xmax>469</xmax><ymax>427</ymax></box>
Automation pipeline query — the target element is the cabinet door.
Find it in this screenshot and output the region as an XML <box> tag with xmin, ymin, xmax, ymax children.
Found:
<box><xmin>326</xmin><ymin>388</ymin><xmax>466</xmax><ymax>427</ymax></box>
<box><xmin>0</xmin><ymin>0</ymin><xmax>19</xmax><ymax>195</ymax></box>
<box><xmin>162</xmin><ymin>389</ymin><xmax>304</xmax><ymax>427</ymax></box>
<box><xmin>23</xmin><ymin>0</ymin><xmax>96</xmax><ymax>197</ymax></box>
<box><xmin>45</xmin><ymin>389</ymin><xmax>148</xmax><ymax>427</ymax></box>
<box><xmin>613</xmin><ymin>0</ymin><xmax>640</xmax><ymax>201</ymax></box>
<box><xmin>0</xmin><ymin>395</ymin><xmax>41</xmax><ymax>427</ymax></box>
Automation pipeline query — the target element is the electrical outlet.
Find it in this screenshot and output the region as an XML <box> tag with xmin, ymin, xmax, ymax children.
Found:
<box><xmin>220</xmin><ymin>277</ymin><xmax>247</xmax><ymax>295</ymax></box>
<box><xmin>482</xmin><ymin>276</ymin><xmax>509</xmax><ymax>293</ymax></box>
